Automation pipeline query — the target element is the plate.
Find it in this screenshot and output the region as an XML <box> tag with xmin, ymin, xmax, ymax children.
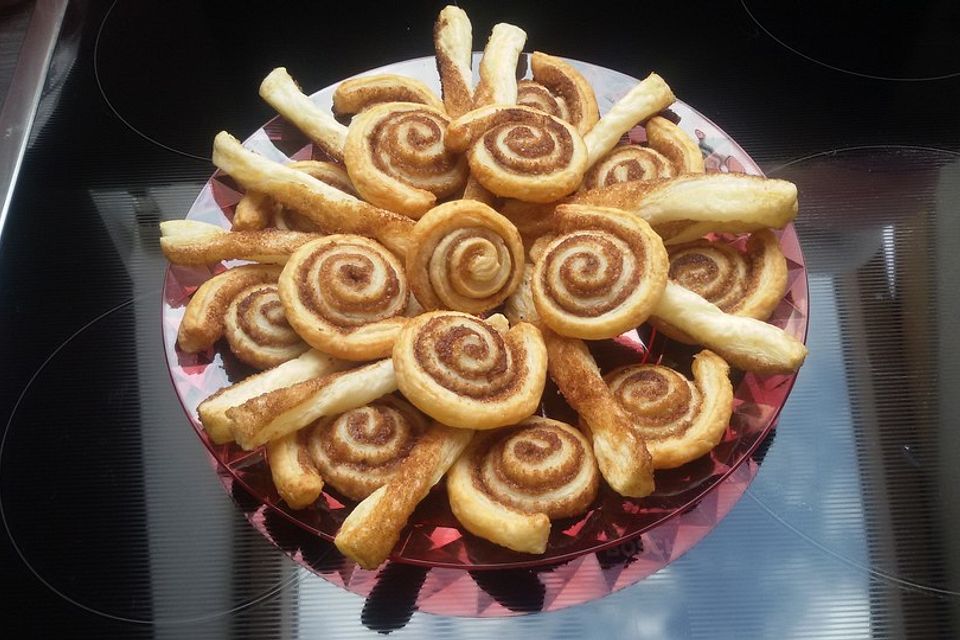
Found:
<box><xmin>161</xmin><ymin>55</ymin><xmax>809</xmax><ymax>571</ymax></box>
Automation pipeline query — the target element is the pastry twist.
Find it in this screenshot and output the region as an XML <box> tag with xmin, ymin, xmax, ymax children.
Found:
<box><xmin>392</xmin><ymin>311</ymin><xmax>547</xmax><ymax>429</ymax></box>
<box><xmin>278</xmin><ymin>235</ymin><xmax>410</xmax><ymax>360</ymax></box>
<box><xmin>645</xmin><ymin>116</ymin><xmax>705</xmax><ymax>174</ymax></box>
<box><xmin>472</xmin><ymin>22</ymin><xmax>527</xmax><ymax>108</ymax></box>
<box><xmin>223</xmin><ymin>283</ymin><xmax>309</xmax><ymax>369</ymax></box>
<box><xmin>306</xmin><ymin>395</ymin><xmax>429</xmax><ymax>501</ymax></box>
<box><xmin>406</xmin><ymin>200</ymin><xmax>524</xmax><ymax>313</ymax></box>
<box><xmin>516</xmin><ymin>52</ymin><xmax>600</xmax><ymax>135</ymax></box>
<box><xmin>446</xmin><ymin>417</ymin><xmax>599</xmax><ymax>554</ymax></box>
<box><xmin>605</xmin><ymin>350</ymin><xmax>733</xmax><ymax>469</ymax></box>
<box><xmin>532</xmin><ymin>204</ymin><xmax>668</xmax><ymax>339</ymax></box>
<box><xmin>267</xmin><ymin>431</ymin><xmax>324</xmax><ymax>510</ymax></box>
<box><xmin>433</xmin><ymin>5</ymin><xmax>474</xmax><ymax>118</ymax></box>
<box><xmin>159</xmin><ymin>220</ymin><xmax>317</xmax><ymax>265</ymax></box>
<box><xmin>582</xmin><ymin>145</ymin><xmax>675</xmax><ymax>190</ymax></box>
<box><xmin>446</xmin><ymin>105</ymin><xmax>588</xmax><ymax>203</ymax></box>
<box><xmin>333</xmin><ymin>75</ymin><xmax>444</xmax><ymax>116</ymax></box>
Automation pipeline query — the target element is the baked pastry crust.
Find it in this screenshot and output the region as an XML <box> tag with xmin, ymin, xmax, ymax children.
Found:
<box><xmin>267</xmin><ymin>430</ymin><xmax>324</xmax><ymax>510</ymax></box>
<box><xmin>159</xmin><ymin>220</ymin><xmax>316</xmax><ymax>265</ymax></box>
<box><xmin>406</xmin><ymin>200</ymin><xmax>524</xmax><ymax>313</ymax></box>
<box><xmin>344</xmin><ymin>102</ymin><xmax>467</xmax><ymax>217</ymax></box>
<box><xmin>605</xmin><ymin>350</ymin><xmax>733</xmax><ymax>469</ymax></box>
<box><xmin>446</xmin><ymin>417</ymin><xmax>599</xmax><ymax>554</ymax></box>
<box><xmin>516</xmin><ymin>52</ymin><xmax>600</xmax><ymax>135</ymax></box>
<box><xmin>472</xmin><ymin>22</ymin><xmax>527</xmax><ymax>108</ymax></box>
<box><xmin>582</xmin><ymin>144</ymin><xmax>675</xmax><ymax>190</ymax></box>
<box><xmin>259</xmin><ymin>67</ymin><xmax>348</xmax><ymax>163</ymax></box>
<box><xmin>433</xmin><ymin>5</ymin><xmax>474</xmax><ymax>118</ymax></box>
<box><xmin>645</xmin><ymin>116</ymin><xmax>705</xmax><ymax>175</ymax></box>
<box><xmin>446</xmin><ymin>105</ymin><xmax>588</xmax><ymax>203</ymax></box>
<box><xmin>532</xmin><ymin>204</ymin><xmax>668</xmax><ymax>339</ymax></box>
<box><xmin>392</xmin><ymin>311</ymin><xmax>547</xmax><ymax>429</ymax></box>
<box><xmin>278</xmin><ymin>235</ymin><xmax>410</xmax><ymax>360</ymax></box>
<box><xmin>212</xmin><ymin>132</ymin><xmax>414</xmax><ymax>256</ymax></box>
<box><xmin>223</xmin><ymin>283</ymin><xmax>309</xmax><ymax>369</ymax></box>
<box><xmin>333</xmin><ymin>74</ymin><xmax>444</xmax><ymax>115</ymax></box>
<box><xmin>335</xmin><ymin>422</ymin><xmax>473</xmax><ymax>568</ymax></box>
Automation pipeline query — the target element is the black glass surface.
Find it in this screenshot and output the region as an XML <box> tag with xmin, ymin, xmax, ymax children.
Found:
<box><xmin>2</xmin><ymin>1</ymin><xmax>959</xmax><ymax>637</ymax></box>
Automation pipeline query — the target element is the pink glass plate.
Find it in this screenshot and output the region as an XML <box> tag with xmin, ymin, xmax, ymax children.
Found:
<box><xmin>161</xmin><ymin>56</ymin><xmax>808</xmax><ymax>573</ymax></box>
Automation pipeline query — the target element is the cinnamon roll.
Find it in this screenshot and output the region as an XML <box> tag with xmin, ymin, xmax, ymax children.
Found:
<box><xmin>177</xmin><ymin>264</ymin><xmax>283</xmax><ymax>353</ymax></box>
<box><xmin>605</xmin><ymin>350</ymin><xmax>733</xmax><ymax>469</ymax></box>
<box><xmin>472</xmin><ymin>22</ymin><xmax>527</xmax><ymax>108</ymax></box>
<box><xmin>446</xmin><ymin>105</ymin><xmax>588</xmax><ymax>203</ymax></box>
<box><xmin>223</xmin><ymin>283</ymin><xmax>310</xmax><ymax>369</ymax></box>
<box><xmin>446</xmin><ymin>417</ymin><xmax>599</xmax><ymax>554</ymax></box>
<box><xmin>517</xmin><ymin>52</ymin><xmax>600</xmax><ymax>135</ymax></box>
<box><xmin>406</xmin><ymin>200</ymin><xmax>524</xmax><ymax>313</ymax></box>
<box><xmin>582</xmin><ymin>73</ymin><xmax>676</xmax><ymax>168</ymax></box>
<box><xmin>531</xmin><ymin>204</ymin><xmax>668</xmax><ymax>339</ymax></box>
<box><xmin>306</xmin><ymin>395</ymin><xmax>429</xmax><ymax>501</ymax></box>
<box><xmin>212</xmin><ymin>132</ymin><xmax>414</xmax><ymax>257</ymax></box>
<box><xmin>335</xmin><ymin>422</ymin><xmax>473</xmax><ymax>569</ymax></box>
<box><xmin>645</xmin><ymin>116</ymin><xmax>705</xmax><ymax>175</ymax></box>
<box><xmin>267</xmin><ymin>430</ymin><xmax>324</xmax><ymax>510</ymax></box>
<box><xmin>392</xmin><ymin>311</ymin><xmax>548</xmax><ymax>429</ymax></box>
<box><xmin>333</xmin><ymin>75</ymin><xmax>444</xmax><ymax>116</ymax></box>
<box><xmin>159</xmin><ymin>220</ymin><xmax>317</xmax><ymax>265</ymax></box>
<box><xmin>344</xmin><ymin>102</ymin><xmax>468</xmax><ymax>217</ymax></box>
<box><xmin>582</xmin><ymin>145</ymin><xmax>675</xmax><ymax>190</ymax></box>
<box><xmin>278</xmin><ymin>235</ymin><xmax>410</xmax><ymax>361</ymax></box>
<box><xmin>433</xmin><ymin>5</ymin><xmax>474</xmax><ymax>118</ymax></box>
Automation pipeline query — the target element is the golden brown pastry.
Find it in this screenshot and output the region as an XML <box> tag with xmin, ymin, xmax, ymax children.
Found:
<box><xmin>278</xmin><ymin>235</ymin><xmax>410</xmax><ymax>361</ymax></box>
<box><xmin>531</xmin><ymin>204</ymin><xmax>668</xmax><ymax>339</ymax></box>
<box><xmin>212</xmin><ymin>132</ymin><xmax>414</xmax><ymax>256</ymax></box>
<box><xmin>645</xmin><ymin>116</ymin><xmax>705</xmax><ymax>174</ymax></box>
<box><xmin>232</xmin><ymin>191</ymin><xmax>274</xmax><ymax>231</ymax></box>
<box><xmin>392</xmin><ymin>311</ymin><xmax>547</xmax><ymax>429</ymax></box>
<box><xmin>472</xmin><ymin>22</ymin><xmax>527</xmax><ymax>108</ymax></box>
<box><xmin>267</xmin><ymin>430</ymin><xmax>324</xmax><ymax>510</ymax></box>
<box><xmin>568</xmin><ymin>173</ymin><xmax>799</xmax><ymax>244</ymax></box>
<box><xmin>343</xmin><ymin>102</ymin><xmax>468</xmax><ymax>217</ymax></box>
<box><xmin>433</xmin><ymin>5</ymin><xmax>474</xmax><ymax>118</ymax></box>
<box><xmin>605</xmin><ymin>350</ymin><xmax>733</xmax><ymax>469</ymax></box>
<box><xmin>259</xmin><ymin>67</ymin><xmax>348</xmax><ymax>163</ymax></box>
<box><xmin>159</xmin><ymin>220</ymin><xmax>317</xmax><ymax>265</ymax></box>
<box><xmin>655</xmin><ymin>230</ymin><xmax>787</xmax><ymax>344</ymax></box>
<box><xmin>582</xmin><ymin>145</ymin><xmax>675</xmax><ymax>190</ymax></box>
<box><xmin>582</xmin><ymin>73</ymin><xmax>675</xmax><ymax>168</ymax></box>
<box><xmin>306</xmin><ymin>395</ymin><xmax>429</xmax><ymax>501</ymax></box>
<box><xmin>406</xmin><ymin>200</ymin><xmax>524</xmax><ymax>313</ymax></box>
<box><xmin>446</xmin><ymin>417</ymin><xmax>599</xmax><ymax>554</ymax></box>
<box><xmin>333</xmin><ymin>75</ymin><xmax>444</xmax><ymax>116</ymax></box>
<box><xmin>446</xmin><ymin>105</ymin><xmax>588</xmax><ymax>203</ymax></box>
<box><xmin>223</xmin><ymin>283</ymin><xmax>310</xmax><ymax>369</ymax></box>
<box><xmin>197</xmin><ymin>349</ymin><xmax>350</xmax><ymax>445</ymax></box>
<box><xmin>177</xmin><ymin>264</ymin><xmax>283</xmax><ymax>353</ymax></box>
<box><xmin>335</xmin><ymin>422</ymin><xmax>473</xmax><ymax>568</ymax></box>
<box><xmin>228</xmin><ymin>359</ymin><xmax>398</xmax><ymax>450</ymax></box>
<box><xmin>517</xmin><ymin>52</ymin><xmax>600</xmax><ymax>135</ymax></box>
<box><xmin>651</xmin><ymin>281</ymin><xmax>807</xmax><ymax>374</ymax></box>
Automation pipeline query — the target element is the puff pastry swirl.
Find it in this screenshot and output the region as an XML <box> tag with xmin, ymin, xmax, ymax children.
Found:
<box><xmin>223</xmin><ymin>283</ymin><xmax>309</xmax><ymax>369</ymax></box>
<box><xmin>333</xmin><ymin>75</ymin><xmax>444</xmax><ymax>116</ymax></box>
<box><xmin>516</xmin><ymin>52</ymin><xmax>600</xmax><ymax>135</ymax></box>
<box><xmin>582</xmin><ymin>144</ymin><xmax>675</xmax><ymax>190</ymax></box>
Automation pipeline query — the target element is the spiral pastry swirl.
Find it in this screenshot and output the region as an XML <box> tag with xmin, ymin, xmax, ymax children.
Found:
<box><xmin>446</xmin><ymin>417</ymin><xmax>599</xmax><ymax>554</ymax></box>
<box><xmin>446</xmin><ymin>105</ymin><xmax>588</xmax><ymax>203</ymax></box>
<box><xmin>278</xmin><ymin>235</ymin><xmax>410</xmax><ymax>361</ymax></box>
<box><xmin>224</xmin><ymin>283</ymin><xmax>310</xmax><ymax>369</ymax></box>
<box><xmin>407</xmin><ymin>200</ymin><xmax>524</xmax><ymax>314</ymax></box>
<box><xmin>344</xmin><ymin>102</ymin><xmax>468</xmax><ymax>218</ymax></box>
<box><xmin>517</xmin><ymin>80</ymin><xmax>568</xmax><ymax>119</ymax></box>
<box><xmin>392</xmin><ymin>311</ymin><xmax>547</xmax><ymax>430</ymax></box>
<box><xmin>306</xmin><ymin>395</ymin><xmax>429</xmax><ymax>501</ymax></box>
<box><xmin>517</xmin><ymin>52</ymin><xmax>600</xmax><ymax>135</ymax></box>
<box><xmin>582</xmin><ymin>145</ymin><xmax>675</xmax><ymax>190</ymax></box>
<box><xmin>532</xmin><ymin>204</ymin><xmax>669</xmax><ymax>339</ymax></box>
<box><xmin>605</xmin><ymin>350</ymin><xmax>733</xmax><ymax>469</ymax></box>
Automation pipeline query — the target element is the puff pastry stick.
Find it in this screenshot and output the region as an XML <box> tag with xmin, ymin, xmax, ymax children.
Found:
<box><xmin>433</xmin><ymin>5</ymin><xmax>474</xmax><ymax>118</ymax></box>
<box><xmin>267</xmin><ymin>431</ymin><xmax>324</xmax><ymax>510</ymax></box>
<box><xmin>582</xmin><ymin>73</ymin><xmax>675</xmax><ymax>168</ymax></box>
<box><xmin>472</xmin><ymin>23</ymin><xmax>527</xmax><ymax>108</ymax></box>
<box><xmin>332</xmin><ymin>74</ymin><xmax>443</xmax><ymax>115</ymax></box>
<box><xmin>212</xmin><ymin>132</ymin><xmax>414</xmax><ymax>256</ymax></box>
<box><xmin>334</xmin><ymin>423</ymin><xmax>473</xmax><ymax>569</ymax></box>
<box><xmin>652</xmin><ymin>282</ymin><xmax>807</xmax><ymax>374</ymax></box>
<box><xmin>159</xmin><ymin>221</ymin><xmax>317</xmax><ymax>265</ymax></box>
<box><xmin>197</xmin><ymin>349</ymin><xmax>350</xmax><ymax>444</ymax></box>
<box><xmin>228</xmin><ymin>359</ymin><xmax>398</xmax><ymax>451</ymax></box>
<box><xmin>259</xmin><ymin>67</ymin><xmax>348</xmax><ymax>163</ymax></box>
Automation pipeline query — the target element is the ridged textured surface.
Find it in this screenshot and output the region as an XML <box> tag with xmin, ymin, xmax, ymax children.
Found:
<box><xmin>1</xmin><ymin>0</ymin><xmax>960</xmax><ymax>637</ymax></box>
